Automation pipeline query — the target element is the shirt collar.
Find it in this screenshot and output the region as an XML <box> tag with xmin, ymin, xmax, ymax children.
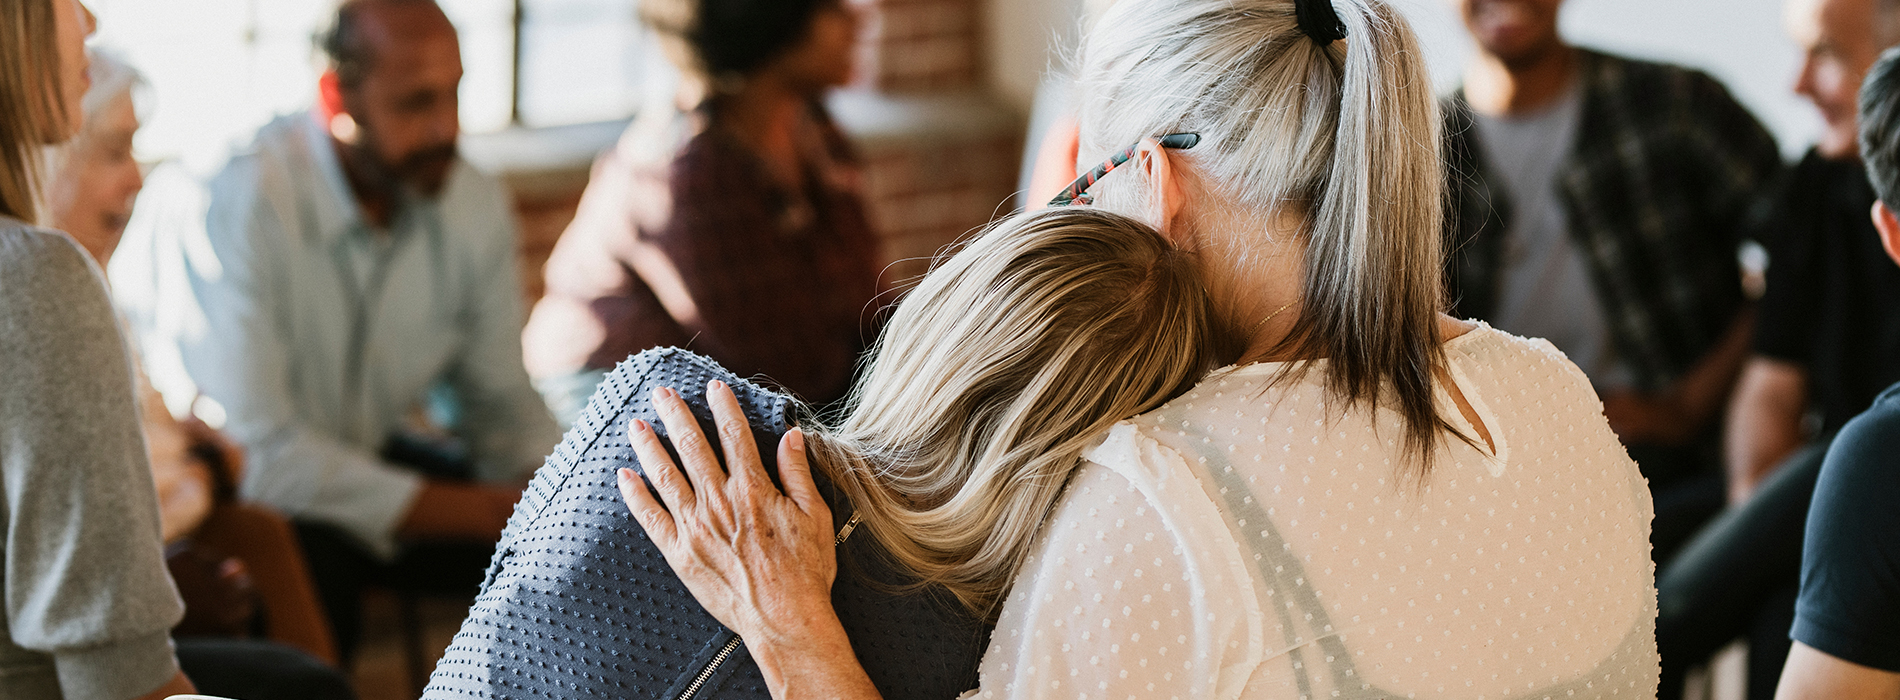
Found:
<box><xmin>294</xmin><ymin>111</ymin><xmax>370</xmax><ymax>246</ymax></box>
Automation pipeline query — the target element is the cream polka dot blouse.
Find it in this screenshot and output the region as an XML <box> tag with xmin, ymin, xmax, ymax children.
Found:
<box><xmin>966</xmin><ymin>324</ymin><xmax>1660</xmax><ymax>700</ymax></box>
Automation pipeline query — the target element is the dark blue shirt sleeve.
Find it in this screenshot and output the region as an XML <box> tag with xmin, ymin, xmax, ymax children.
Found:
<box><xmin>1793</xmin><ymin>384</ymin><xmax>1900</xmax><ymax>671</ymax></box>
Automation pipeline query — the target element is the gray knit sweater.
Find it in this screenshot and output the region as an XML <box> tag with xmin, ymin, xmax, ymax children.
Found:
<box><xmin>0</xmin><ymin>219</ymin><xmax>183</xmax><ymax>699</ymax></box>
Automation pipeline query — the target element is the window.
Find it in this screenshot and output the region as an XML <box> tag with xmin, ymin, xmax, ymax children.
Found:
<box><xmin>89</xmin><ymin>0</ymin><xmax>660</xmax><ymax>170</ymax></box>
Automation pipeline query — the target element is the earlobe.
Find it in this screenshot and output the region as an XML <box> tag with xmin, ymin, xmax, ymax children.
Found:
<box><xmin>1139</xmin><ymin>139</ymin><xmax>1190</xmax><ymax>245</ymax></box>
<box><xmin>1873</xmin><ymin>201</ymin><xmax>1900</xmax><ymax>269</ymax></box>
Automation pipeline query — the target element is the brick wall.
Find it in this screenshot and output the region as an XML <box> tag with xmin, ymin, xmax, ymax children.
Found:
<box><xmin>861</xmin><ymin>0</ymin><xmax>981</xmax><ymax>92</ymax></box>
<box><xmin>858</xmin><ymin>129</ymin><xmax>1021</xmax><ymax>283</ymax></box>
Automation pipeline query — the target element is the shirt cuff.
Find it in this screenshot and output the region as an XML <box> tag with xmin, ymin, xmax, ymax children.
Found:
<box><xmin>52</xmin><ymin>630</ymin><xmax>179</xmax><ymax>700</ymax></box>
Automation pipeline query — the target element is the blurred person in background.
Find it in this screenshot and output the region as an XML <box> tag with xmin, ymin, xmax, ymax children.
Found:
<box><xmin>520</xmin><ymin>0</ymin><xmax>885</xmax><ymax>424</ymax></box>
<box><xmin>0</xmin><ymin>0</ymin><xmax>196</xmax><ymax>697</ymax></box>
<box><xmin>1771</xmin><ymin>43</ymin><xmax>1900</xmax><ymax>700</ymax></box>
<box><xmin>128</xmin><ymin>0</ymin><xmax>562</xmax><ymax>662</ymax></box>
<box><xmin>1441</xmin><ymin>0</ymin><xmax>1782</xmax><ymax>571</ymax></box>
<box><xmin>1659</xmin><ymin>0</ymin><xmax>1900</xmax><ymax>696</ymax></box>
<box><xmin>48</xmin><ymin>49</ymin><xmax>354</xmax><ymax>700</ymax></box>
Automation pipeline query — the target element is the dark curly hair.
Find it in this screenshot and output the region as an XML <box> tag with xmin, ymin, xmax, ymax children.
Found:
<box><xmin>640</xmin><ymin>0</ymin><xmax>837</xmax><ymax>87</ymax></box>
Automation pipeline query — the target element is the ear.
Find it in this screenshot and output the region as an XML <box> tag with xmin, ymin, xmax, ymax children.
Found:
<box><xmin>1137</xmin><ymin>138</ymin><xmax>1190</xmax><ymax>245</ymax></box>
<box><xmin>317</xmin><ymin>70</ymin><xmax>347</xmax><ymax>123</ymax></box>
<box><xmin>1874</xmin><ymin>200</ymin><xmax>1900</xmax><ymax>270</ymax></box>
<box><xmin>318</xmin><ymin>71</ymin><xmax>362</xmax><ymax>144</ymax></box>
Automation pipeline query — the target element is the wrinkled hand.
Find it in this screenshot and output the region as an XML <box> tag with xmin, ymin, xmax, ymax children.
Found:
<box><xmin>616</xmin><ymin>381</ymin><xmax>838</xmax><ymax>646</ymax></box>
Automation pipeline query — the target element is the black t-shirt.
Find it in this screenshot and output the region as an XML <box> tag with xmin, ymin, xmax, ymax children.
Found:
<box><xmin>1792</xmin><ymin>382</ymin><xmax>1900</xmax><ymax>671</ymax></box>
<box><xmin>1754</xmin><ymin>150</ymin><xmax>1900</xmax><ymax>435</ymax></box>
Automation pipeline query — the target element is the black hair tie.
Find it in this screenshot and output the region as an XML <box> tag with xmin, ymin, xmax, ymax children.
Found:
<box><xmin>1294</xmin><ymin>0</ymin><xmax>1347</xmax><ymax>45</ymax></box>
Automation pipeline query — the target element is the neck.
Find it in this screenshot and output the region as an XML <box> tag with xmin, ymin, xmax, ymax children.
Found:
<box><xmin>1463</xmin><ymin>42</ymin><xmax>1577</xmax><ymax>116</ymax></box>
<box><xmin>329</xmin><ymin>136</ymin><xmax>397</xmax><ymax>228</ymax></box>
<box><xmin>1202</xmin><ymin>207</ymin><xmax>1309</xmax><ymax>364</ymax></box>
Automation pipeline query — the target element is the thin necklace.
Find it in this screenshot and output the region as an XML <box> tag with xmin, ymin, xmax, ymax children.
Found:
<box><xmin>1239</xmin><ymin>299</ymin><xmax>1298</xmax><ymax>366</ymax></box>
<box><xmin>1248</xmin><ymin>298</ymin><xmax>1298</xmax><ymax>337</ymax></box>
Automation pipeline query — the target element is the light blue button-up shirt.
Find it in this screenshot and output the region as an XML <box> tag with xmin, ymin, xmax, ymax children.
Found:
<box><xmin>119</xmin><ymin>112</ymin><xmax>560</xmax><ymax>558</ymax></box>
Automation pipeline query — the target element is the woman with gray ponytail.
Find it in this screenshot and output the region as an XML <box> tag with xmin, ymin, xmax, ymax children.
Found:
<box><xmin>625</xmin><ymin>0</ymin><xmax>1661</xmax><ymax>697</ymax></box>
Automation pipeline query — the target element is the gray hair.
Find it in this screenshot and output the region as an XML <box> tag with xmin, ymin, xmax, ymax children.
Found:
<box><xmin>80</xmin><ymin>49</ymin><xmax>143</xmax><ymax>127</ymax></box>
<box><xmin>1076</xmin><ymin>0</ymin><xmax>1462</xmax><ymax>475</ymax></box>
<box><xmin>1861</xmin><ymin>46</ymin><xmax>1900</xmax><ymax>205</ymax></box>
<box><xmin>46</xmin><ymin>49</ymin><xmax>145</xmax><ymax>188</ymax></box>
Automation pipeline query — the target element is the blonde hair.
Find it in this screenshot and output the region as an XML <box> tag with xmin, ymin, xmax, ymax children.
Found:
<box><xmin>0</xmin><ymin>0</ymin><xmax>68</xmax><ymax>222</ymax></box>
<box><xmin>1075</xmin><ymin>0</ymin><xmax>1459</xmax><ymax>476</ymax></box>
<box><xmin>809</xmin><ymin>206</ymin><xmax>1214</xmax><ymax>617</ymax></box>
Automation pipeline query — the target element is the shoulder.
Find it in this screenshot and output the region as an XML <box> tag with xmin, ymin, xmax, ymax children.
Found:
<box><xmin>981</xmin><ymin>424</ymin><xmax>1266</xmax><ymax>699</ymax></box>
<box><xmin>1581</xmin><ymin>49</ymin><xmax>1723</xmax><ymax>96</ymax></box>
<box><xmin>1582</xmin><ymin>49</ymin><xmax>1770</xmax><ymax>142</ymax></box>
<box><xmin>0</xmin><ymin>223</ymin><xmax>105</xmax><ymax>298</ymax></box>
<box><xmin>1445</xmin><ymin>322</ymin><xmax>1602</xmax><ymax>413</ymax></box>
<box><xmin>446</xmin><ymin>157</ymin><xmax>510</xmax><ymax>206</ymax></box>
<box><xmin>671</xmin><ymin>129</ymin><xmax>750</xmax><ymax>181</ymax></box>
<box><xmin>1581</xmin><ymin>49</ymin><xmax>1758</xmax><ymax>123</ymax></box>
<box><xmin>441</xmin><ymin>158</ymin><xmax>518</xmax><ymax>244</ymax></box>
<box><xmin>1820</xmin><ymin>387</ymin><xmax>1900</xmax><ymax>489</ymax></box>
<box><xmin>202</xmin><ymin>118</ymin><xmax>302</xmax><ymax>237</ymax></box>
<box><xmin>210</xmin><ymin>112</ymin><xmax>307</xmax><ymax>198</ymax></box>
<box><xmin>0</xmin><ymin>224</ymin><xmax>119</xmax><ymax>361</ymax></box>
<box><xmin>440</xmin><ymin>156</ymin><xmax>509</xmax><ymax>219</ymax></box>
<box><xmin>1448</xmin><ymin>322</ymin><xmax>1582</xmax><ymax>374</ymax></box>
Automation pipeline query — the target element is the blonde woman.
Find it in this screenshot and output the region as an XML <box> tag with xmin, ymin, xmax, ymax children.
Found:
<box><xmin>622</xmin><ymin>0</ymin><xmax>1661</xmax><ymax>698</ymax></box>
<box><xmin>0</xmin><ymin>0</ymin><xmax>199</xmax><ymax>698</ymax></box>
<box><xmin>431</xmin><ymin>205</ymin><xmax>1214</xmax><ymax>697</ymax></box>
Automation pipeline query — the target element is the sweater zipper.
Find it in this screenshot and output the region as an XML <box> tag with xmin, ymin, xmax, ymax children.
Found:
<box><xmin>673</xmin><ymin>512</ymin><xmax>865</xmax><ymax>700</ymax></box>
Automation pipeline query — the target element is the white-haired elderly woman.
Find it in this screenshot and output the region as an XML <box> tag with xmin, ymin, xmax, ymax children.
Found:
<box><xmin>613</xmin><ymin>0</ymin><xmax>1662</xmax><ymax>698</ymax></box>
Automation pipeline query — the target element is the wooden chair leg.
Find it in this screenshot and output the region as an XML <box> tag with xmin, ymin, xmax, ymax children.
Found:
<box><xmin>398</xmin><ymin>592</ymin><xmax>430</xmax><ymax>697</ymax></box>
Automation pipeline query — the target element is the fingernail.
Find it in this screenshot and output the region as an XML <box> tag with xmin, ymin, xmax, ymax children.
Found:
<box><xmin>709</xmin><ymin>379</ymin><xmax>726</xmax><ymax>392</ymax></box>
<box><xmin>630</xmin><ymin>419</ymin><xmax>649</xmax><ymax>433</ymax></box>
<box><xmin>787</xmin><ymin>428</ymin><xmax>805</xmax><ymax>450</ymax></box>
<box><xmin>617</xmin><ymin>468</ymin><xmax>634</xmax><ymax>481</ymax></box>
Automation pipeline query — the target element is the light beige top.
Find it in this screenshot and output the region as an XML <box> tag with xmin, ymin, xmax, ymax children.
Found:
<box><xmin>968</xmin><ymin>324</ymin><xmax>1659</xmax><ymax>700</ymax></box>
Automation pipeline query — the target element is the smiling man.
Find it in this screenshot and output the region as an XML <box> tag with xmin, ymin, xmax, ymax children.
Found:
<box><xmin>1440</xmin><ymin>0</ymin><xmax>1780</xmax><ymax>569</ymax></box>
<box><xmin>136</xmin><ymin>0</ymin><xmax>561</xmax><ymax>661</ymax></box>
<box><xmin>1652</xmin><ymin>0</ymin><xmax>1900</xmax><ymax>698</ymax></box>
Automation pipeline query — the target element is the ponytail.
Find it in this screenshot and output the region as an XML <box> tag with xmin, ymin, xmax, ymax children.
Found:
<box><xmin>1077</xmin><ymin>0</ymin><xmax>1463</xmax><ymax>478</ymax></box>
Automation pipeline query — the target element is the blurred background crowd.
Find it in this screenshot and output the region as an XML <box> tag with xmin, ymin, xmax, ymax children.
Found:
<box><xmin>10</xmin><ymin>0</ymin><xmax>1900</xmax><ymax>698</ymax></box>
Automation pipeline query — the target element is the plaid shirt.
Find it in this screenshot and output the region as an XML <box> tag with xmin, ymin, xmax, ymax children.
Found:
<box><xmin>525</xmin><ymin>103</ymin><xmax>884</xmax><ymax>405</ymax></box>
<box><xmin>1443</xmin><ymin>50</ymin><xmax>1782</xmax><ymax>392</ymax></box>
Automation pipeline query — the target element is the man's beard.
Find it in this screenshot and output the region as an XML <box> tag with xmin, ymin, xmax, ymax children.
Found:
<box><xmin>350</xmin><ymin>137</ymin><xmax>460</xmax><ymax>205</ymax></box>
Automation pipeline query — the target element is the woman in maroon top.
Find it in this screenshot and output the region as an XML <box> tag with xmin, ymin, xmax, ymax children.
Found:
<box><xmin>523</xmin><ymin>0</ymin><xmax>883</xmax><ymax>423</ymax></box>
